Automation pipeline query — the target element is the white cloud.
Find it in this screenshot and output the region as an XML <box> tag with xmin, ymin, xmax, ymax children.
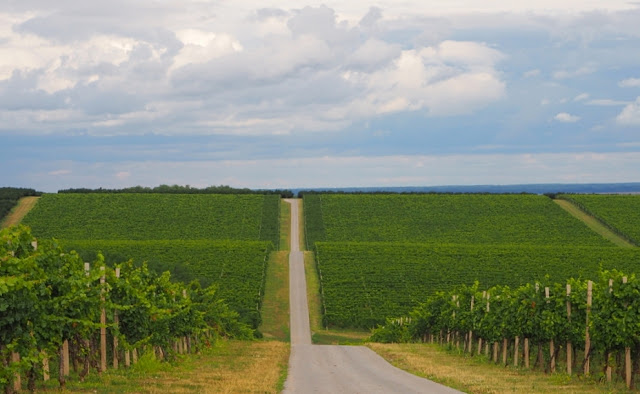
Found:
<box><xmin>554</xmin><ymin>112</ymin><xmax>580</xmax><ymax>122</ymax></box>
<box><xmin>616</xmin><ymin>97</ymin><xmax>640</xmax><ymax>125</ymax></box>
<box><xmin>574</xmin><ymin>93</ymin><xmax>589</xmax><ymax>101</ymax></box>
<box><xmin>619</xmin><ymin>78</ymin><xmax>640</xmax><ymax>88</ymax></box>
<box><xmin>587</xmin><ymin>99</ymin><xmax>630</xmax><ymax>106</ymax></box>
<box><xmin>23</xmin><ymin>152</ymin><xmax>640</xmax><ymax>192</ymax></box>
<box><xmin>48</xmin><ymin>169</ymin><xmax>71</xmax><ymax>176</ymax></box>
<box><xmin>553</xmin><ymin>65</ymin><xmax>596</xmax><ymax>80</ymax></box>
<box><xmin>523</xmin><ymin>69</ymin><xmax>540</xmax><ymax>78</ymax></box>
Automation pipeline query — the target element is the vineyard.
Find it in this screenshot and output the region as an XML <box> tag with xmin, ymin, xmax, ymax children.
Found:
<box><xmin>370</xmin><ymin>268</ymin><xmax>640</xmax><ymax>388</ymax></box>
<box><xmin>21</xmin><ymin>193</ymin><xmax>280</xmax><ymax>327</ymax></box>
<box><xmin>64</xmin><ymin>240</ymin><xmax>272</xmax><ymax>327</ymax></box>
<box><xmin>304</xmin><ymin>193</ymin><xmax>640</xmax><ymax>330</ymax></box>
<box><xmin>315</xmin><ymin>242</ymin><xmax>640</xmax><ymax>328</ymax></box>
<box><xmin>560</xmin><ymin>194</ymin><xmax>640</xmax><ymax>246</ymax></box>
<box><xmin>1</xmin><ymin>226</ymin><xmax>254</xmax><ymax>392</ymax></box>
<box><xmin>23</xmin><ymin>194</ymin><xmax>280</xmax><ymax>246</ymax></box>
<box><xmin>304</xmin><ymin>194</ymin><xmax>613</xmax><ymax>247</ymax></box>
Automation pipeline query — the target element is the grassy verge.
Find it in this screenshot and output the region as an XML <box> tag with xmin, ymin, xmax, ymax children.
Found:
<box><xmin>297</xmin><ymin>198</ymin><xmax>305</xmax><ymax>251</ymax></box>
<box><xmin>368</xmin><ymin>343</ymin><xmax>628</xmax><ymax>393</ymax></box>
<box><xmin>40</xmin><ymin>340</ymin><xmax>289</xmax><ymax>393</ymax></box>
<box><xmin>1</xmin><ymin>196</ymin><xmax>39</xmax><ymax>228</ymax></box>
<box><xmin>279</xmin><ymin>200</ymin><xmax>291</xmax><ymax>251</ymax></box>
<box><xmin>304</xmin><ymin>251</ymin><xmax>369</xmax><ymax>345</ymax></box>
<box><xmin>554</xmin><ymin>199</ymin><xmax>636</xmax><ymax>248</ymax></box>
<box><xmin>260</xmin><ymin>251</ymin><xmax>290</xmax><ymax>341</ymax></box>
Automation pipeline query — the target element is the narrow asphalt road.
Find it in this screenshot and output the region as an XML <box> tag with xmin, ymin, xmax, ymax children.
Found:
<box><xmin>282</xmin><ymin>199</ymin><xmax>461</xmax><ymax>394</ymax></box>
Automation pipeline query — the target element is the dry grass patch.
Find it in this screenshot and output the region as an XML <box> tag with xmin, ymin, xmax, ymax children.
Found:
<box><xmin>1</xmin><ymin>196</ymin><xmax>39</xmax><ymax>228</ymax></box>
<box><xmin>139</xmin><ymin>341</ymin><xmax>289</xmax><ymax>393</ymax></box>
<box><xmin>368</xmin><ymin>343</ymin><xmax>628</xmax><ymax>393</ymax></box>
<box><xmin>53</xmin><ymin>340</ymin><xmax>289</xmax><ymax>393</ymax></box>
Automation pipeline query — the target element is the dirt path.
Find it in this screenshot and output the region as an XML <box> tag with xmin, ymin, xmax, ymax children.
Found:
<box><xmin>1</xmin><ymin>196</ymin><xmax>39</xmax><ymax>228</ymax></box>
<box><xmin>554</xmin><ymin>199</ymin><xmax>636</xmax><ymax>248</ymax></box>
<box><xmin>282</xmin><ymin>199</ymin><xmax>460</xmax><ymax>394</ymax></box>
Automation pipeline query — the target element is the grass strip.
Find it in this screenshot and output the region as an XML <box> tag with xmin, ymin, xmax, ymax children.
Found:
<box><xmin>260</xmin><ymin>251</ymin><xmax>290</xmax><ymax>341</ymax></box>
<box><xmin>368</xmin><ymin>343</ymin><xmax>628</xmax><ymax>393</ymax></box>
<box><xmin>41</xmin><ymin>340</ymin><xmax>289</xmax><ymax>393</ymax></box>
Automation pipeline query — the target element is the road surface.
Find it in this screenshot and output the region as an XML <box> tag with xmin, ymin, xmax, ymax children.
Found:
<box><xmin>282</xmin><ymin>199</ymin><xmax>460</xmax><ymax>394</ymax></box>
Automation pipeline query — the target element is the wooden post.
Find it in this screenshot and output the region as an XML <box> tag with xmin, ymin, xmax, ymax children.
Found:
<box><xmin>42</xmin><ymin>351</ymin><xmax>50</xmax><ymax>381</ymax></box>
<box><xmin>125</xmin><ymin>350</ymin><xmax>130</xmax><ymax>367</ymax></box>
<box><xmin>566</xmin><ymin>284</ymin><xmax>572</xmax><ymax>375</ymax></box>
<box><xmin>493</xmin><ymin>342</ymin><xmax>499</xmax><ymax>363</ymax></box>
<box><xmin>132</xmin><ymin>348</ymin><xmax>138</xmax><ymax>364</ymax></box>
<box><xmin>605</xmin><ymin>279</ymin><xmax>613</xmax><ymax>382</ymax></box>
<box><xmin>622</xmin><ymin>276</ymin><xmax>632</xmax><ymax>389</ymax></box>
<box><xmin>100</xmin><ymin>266</ymin><xmax>107</xmax><ymax>373</ymax></box>
<box><xmin>12</xmin><ymin>352</ymin><xmax>21</xmax><ymax>392</ymax></box>
<box><xmin>478</xmin><ymin>337</ymin><xmax>483</xmax><ymax>356</ymax></box>
<box><xmin>502</xmin><ymin>338</ymin><xmax>508</xmax><ymax>365</ymax></box>
<box><xmin>113</xmin><ymin>267</ymin><xmax>120</xmax><ymax>369</ymax></box>
<box><xmin>455</xmin><ymin>297</ymin><xmax>460</xmax><ymax>350</ymax></box>
<box><xmin>31</xmin><ymin>240</ymin><xmax>37</xmax><ymax>250</ymax></box>
<box><xmin>62</xmin><ymin>340</ymin><xmax>70</xmax><ymax>376</ymax></box>
<box><xmin>468</xmin><ymin>296</ymin><xmax>474</xmax><ymax>354</ymax></box>
<box><xmin>545</xmin><ymin>287</ymin><xmax>556</xmax><ymax>373</ymax></box>
<box><xmin>524</xmin><ymin>338</ymin><xmax>530</xmax><ymax>368</ymax></box>
<box><xmin>514</xmin><ymin>336</ymin><xmax>520</xmax><ymax>367</ymax></box>
<box><xmin>584</xmin><ymin>280</ymin><xmax>592</xmax><ymax>376</ymax></box>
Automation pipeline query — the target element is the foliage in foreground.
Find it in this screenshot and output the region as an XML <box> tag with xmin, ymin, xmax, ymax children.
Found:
<box><xmin>0</xmin><ymin>225</ymin><xmax>253</xmax><ymax>392</ymax></box>
<box><xmin>370</xmin><ymin>270</ymin><xmax>640</xmax><ymax>386</ymax></box>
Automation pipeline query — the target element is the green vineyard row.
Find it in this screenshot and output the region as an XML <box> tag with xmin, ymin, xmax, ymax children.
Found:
<box><xmin>63</xmin><ymin>239</ymin><xmax>273</xmax><ymax>328</ymax></box>
<box><xmin>304</xmin><ymin>194</ymin><xmax>613</xmax><ymax>247</ymax></box>
<box><xmin>23</xmin><ymin>193</ymin><xmax>281</xmax><ymax>248</ymax></box>
<box><xmin>1</xmin><ymin>226</ymin><xmax>254</xmax><ymax>391</ymax></box>
<box><xmin>315</xmin><ymin>242</ymin><xmax>640</xmax><ymax>328</ymax></box>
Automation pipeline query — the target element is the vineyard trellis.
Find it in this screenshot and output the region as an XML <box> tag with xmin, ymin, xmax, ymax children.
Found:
<box><xmin>0</xmin><ymin>225</ymin><xmax>253</xmax><ymax>392</ymax></box>
<box><xmin>371</xmin><ymin>270</ymin><xmax>640</xmax><ymax>389</ymax></box>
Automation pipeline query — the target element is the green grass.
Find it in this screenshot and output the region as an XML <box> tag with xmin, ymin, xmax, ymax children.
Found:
<box><xmin>259</xmin><ymin>251</ymin><xmax>290</xmax><ymax>341</ymax></box>
<box><xmin>561</xmin><ymin>194</ymin><xmax>640</xmax><ymax>246</ymax></box>
<box><xmin>279</xmin><ymin>200</ymin><xmax>291</xmax><ymax>250</ymax></box>
<box><xmin>554</xmin><ymin>199</ymin><xmax>636</xmax><ymax>248</ymax></box>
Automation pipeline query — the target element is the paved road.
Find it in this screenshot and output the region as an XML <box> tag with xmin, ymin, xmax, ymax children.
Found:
<box><xmin>282</xmin><ymin>199</ymin><xmax>461</xmax><ymax>394</ymax></box>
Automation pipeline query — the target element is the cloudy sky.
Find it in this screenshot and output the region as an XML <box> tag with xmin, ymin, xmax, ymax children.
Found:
<box><xmin>1</xmin><ymin>1</ymin><xmax>640</xmax><ymax>191</ymax></box>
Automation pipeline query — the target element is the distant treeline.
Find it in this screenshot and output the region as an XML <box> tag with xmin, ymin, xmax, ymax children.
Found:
<box><xmin>59</xmin><ymin>184</ymin><xmax>294</xmax><ymax>198</ymax></box>
<box><xmin>0</xmin><ymin>187</ymin><xmax>42</xmax><ymax>221</ymax></box>
<box><xmin>297</xmin><ymin>190</ymin><xmax>535</xmax><ymax>198</ymax></box>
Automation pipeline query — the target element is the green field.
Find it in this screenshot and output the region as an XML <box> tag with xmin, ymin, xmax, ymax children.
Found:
<box><xmin>22</xmin><ymin>193</ymin><xmax>281</xmax><ymax>327</ymax></box>
<box><xmin>304</xmin><ymin>194</ymin><xmax>613</xmax><ymax>247</ymax></box>
<box><xmin>304</xmin><ymin>193</ymin><xmax>635</xmax><ymax>329</ymax></box>
<box><xmin>316</xmin><ymin>242</ymin><xmax>640</xmax><ymax>328</ymax></box>
<box><xmin>23</xmin><ymin>193</ymin><xmax>280</xmax><ymax>246</ymax></box>
<box><xmin>561</xmin><ymin>194</ymin><xmax>640</xmax><ymax>246</ymax></box>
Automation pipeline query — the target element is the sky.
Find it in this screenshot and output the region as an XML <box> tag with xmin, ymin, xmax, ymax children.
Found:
<box><xmin>1</xmin><ymin>1</ymin><xmax>640</xmax><ymax>192</ymax></box>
